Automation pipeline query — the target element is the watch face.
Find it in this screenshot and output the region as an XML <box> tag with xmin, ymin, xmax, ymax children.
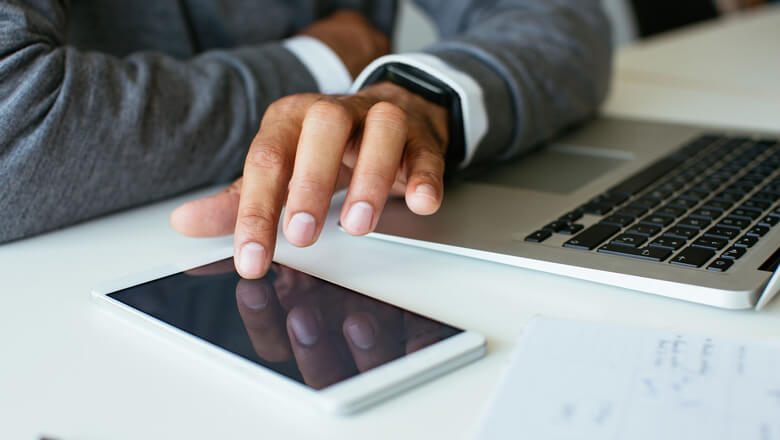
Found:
<box><xmin>385</xmin><ymin>63</ymin><xmax>451</xmax><ymax>106</ymax></box>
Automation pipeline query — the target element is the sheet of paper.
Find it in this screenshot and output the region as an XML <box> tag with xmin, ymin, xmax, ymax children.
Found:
<box><xmin>477</xmin><ymin>318</ymin><xmax>780</xmax><ymax>440</ymax></box>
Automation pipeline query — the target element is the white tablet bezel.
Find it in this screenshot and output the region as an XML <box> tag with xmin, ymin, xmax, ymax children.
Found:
<box><xmin>91</xmin><ymin>246</ymin><xmax>486</xmax><ymax>415</ymax></box>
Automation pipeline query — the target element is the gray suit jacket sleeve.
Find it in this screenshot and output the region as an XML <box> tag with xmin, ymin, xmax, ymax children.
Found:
<box><xmin>413</xmin><ymin>0</ymin><xmax>613</xmax><ymax>165</ymax></box>
<box><xmin>0</xmin><ymin>0</ymin><xmax>318</xmax><ymax>242</ymax></box>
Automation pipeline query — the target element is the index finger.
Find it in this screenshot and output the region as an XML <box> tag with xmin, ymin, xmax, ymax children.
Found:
<box><xmin>234</xmin><ymin>100</ymin><xmax>303</xmax><ymax>279</ymax></box>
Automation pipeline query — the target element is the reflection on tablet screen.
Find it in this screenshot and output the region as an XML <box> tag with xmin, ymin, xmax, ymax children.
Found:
<box><xmin>109</xmin><ymin>259</ymin><xmax>462</xmax><ymax>390</ymax></box>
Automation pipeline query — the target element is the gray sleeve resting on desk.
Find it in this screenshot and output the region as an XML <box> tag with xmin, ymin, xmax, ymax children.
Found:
<box><xmin>413</xmin><ymin>0</ymin><xmax>613</xmax><ymax>165</ymax></box>
<box><xmin>0</xmin><ymin>0</ymin><xmax>318</xmax><ymax>243</ymax></box>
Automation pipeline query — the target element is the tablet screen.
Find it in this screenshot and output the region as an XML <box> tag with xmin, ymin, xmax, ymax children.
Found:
<box><xmin>109</xmin><ymin>259</ymin><xmax>462</xmax><ymax>390</ymax></box>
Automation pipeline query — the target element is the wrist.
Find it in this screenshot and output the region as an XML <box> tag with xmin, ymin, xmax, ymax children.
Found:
<box><xmin>299</xmin><ymin>11</ymin><xmax>389</xmax><ymax>79</ymax></box>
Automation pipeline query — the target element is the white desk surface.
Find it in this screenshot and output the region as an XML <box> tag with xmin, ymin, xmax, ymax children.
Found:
<box><xmin>3</xmin><ymin>8</ymin><xmax>780</xmax><ymax>440</ymax></box>
<box><xmin>604</xmin><ymin>4</ymin><xmax>780</xmax><ymax>132</ymax></box>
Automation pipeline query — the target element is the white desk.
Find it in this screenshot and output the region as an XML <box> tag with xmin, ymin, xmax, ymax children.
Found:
<box><xmin>604</xmin><ymin>4</ymin><xmax>780</xmax><ymax>131</ymax></box>
<box><xmin>3</xmin><ymin>8</ymin><xmax>780</xmax><ymax>440</ymax></box>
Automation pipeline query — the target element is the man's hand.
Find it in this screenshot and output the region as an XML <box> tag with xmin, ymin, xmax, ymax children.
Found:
<box><xmin>299</xmin><ymin>10</ymin><xmax>391</xmax><ymax>79</ymax></box>
<box><xmin>171</xmin><ymin>82</ymin><xmax>449</xmax><ymax>279</ymax></box>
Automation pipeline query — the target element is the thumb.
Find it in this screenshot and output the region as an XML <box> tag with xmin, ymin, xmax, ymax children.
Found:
<box><xmin>170</xmin><ymin>178</ymin><xmax>242</xmax><ymax>237</ymax></box>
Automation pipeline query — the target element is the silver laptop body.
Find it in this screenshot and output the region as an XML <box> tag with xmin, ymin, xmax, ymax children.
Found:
<box><xmin>368</xmin><ymin>118</ymin><xmax>780</xmax><ymax>309</ymax></box>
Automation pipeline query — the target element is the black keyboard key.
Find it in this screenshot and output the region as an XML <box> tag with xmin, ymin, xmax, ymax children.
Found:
<box><xmin>635</xmin><ymin>196</ymin><xmax>662</xmax><ymax>209</ymax></box>
<box><xmin>666</xmin><ymin>226</ymin><xmax>699</xmax><ymax>239</ymax></box>
<box><xmin>772</xmin><ymin>206</ymin><xmax>780</xmax><ymax>217</ymax></box>
<box><xmin>601</xmin><ymin>214</ymin><xmax>635</xmax><ymax>227</ymax></box>
<box><xmin>738</xmin><ymin>175</ymin><xmax>765</xmax><ymax>185</ymax></box>
<box><xmin>564</xmin><ymin>224</ymin><xmax>621</xmax><ymax>250</ymax></box>
<box><xmin>705</xmin><ymin>175</ymin><xmax>730</xmax><ymax>185</ymax></box>
<box><xmin>558</xmin><ymin>223</ymin><xmax>584</xmax><ymax>235</ymax></box>
<box><xmin>719</xmin><ymin>216</ymin><xmax>751</xmax><ymax>229</ymax></box>
<box><xmin>678</xmin><ymin>216</ymin><xmax>711</xmax><ymax>229</ymax></box>
<box><xmin>525</xmin><ymin>230</ymin><xmax>552</xmax><ymax>243</ymax></box>
<box><xmin>670</xmin><ymin>247</ymin><xmax>715</xmax><ymax>268</ymax></box>
<box><xmin>581</xmin><ymin>202</ymin><xmax>612</xmax><ymax>216</ymax></box>
<box><xmin>704</xmin><ymin>226</ymin><xmax>739</xmax><ymax>240</ymax></box>
<box><xmin>617</xmin><ymin>205</ymin><xmax>649</xmax><ymax>218</ymax></box>
<box><xmin>731</xmin><ymin>208</ymin><xmax>761</xmax><ymax>220</ymax></box>
<box><xmin>641</xmin><ymin>214</ymin><xmax>675</xmax><ymax>227</ymax></box>
<box><xmin>760</xmin><ymin>215</ymin><xmax>780</xmax><ymax>227</ymax></box>
<box><xmin>611</xmin><ymin>233</ymin><xmax>648</xmax><ymax>247</ymax></box>
<box><xmin>692</xmin><ymin>236</ymin><xmax>728</xmax><ymax>250</ymax></box>
<box><xmin>752</xmin><ymin>191</ymin><xmax>780</xmax><ymax>203</ymax></box>
<box><xmin>742</xmin><ymin>199</ymin><xmax>771</xmax><ymax>211</ymax></box>
<box><xmin>657</xmin><ymin>205</ymin><xmax>687</xmax><ymax>218</ymax></box>
<box><xmin>715</xmin><ymin>191</ymin><xmax>743</xmax><ymax>202</ymax></box>
<box><xmin>748</xmin><ymin>225</ymin><xmax>769</xmax><ymax>237</ymax></box>
<box><xmin>690</xmin><ymin>207</ymin><xmax>723</xmax><ymax>220</ymax></box>
<box><xmin>762</xmin><ymin>184</ymin><xmax>780</xmax><ymax>195</ymax></box>
<box><xmin>649</xmin><ymin>236</ymin><xmax>686</xmax><ymax>250</ymax></box>
<box><xmin>692</xmin><ymin>182</ymin><xmax>721</xmax><ymax>192</ymax></box>
<box><xmin>721</xmin><ymin>246</ymin><xmax>746</xmax><ymax>260</ymax></box>
<box><xmin>734</xmin><ymin>235</ymin><xmax>758</xmax><ymax>248</ymax></box>
<box><xmin>646</xmin><ymin>188</ymin><xmax>674</xmax><ymax>200</ymax></box>
<box><xmin>668</xmin><ymin>198</ymin><xmax>698</xmax><ymax>209</ymax></box>
<box><xmin>707</xmin><ymin>258</ymin><xmax>734</xmax><ymax>272</ymax></box>
<box><xmin>609</xmin><ymin>157</ymin><xmax>683</xmax><ymax>196</ymax></box>
<box><xmin>723</xmin><ymin>186</ymin><xmax>748</xmax><ymax>197</ymax></box>
<box><xmin>543</xmin><ymin>220</ymin><xmax>568</xmax><ymax>232</ymax></box>
<box><xmin>598</xmin><ymin>244</ymin><xmax>672</xmax><ymax>262</ymax></box>
<box><xmin>680</xmin><ymin>189</ymin><xmax>708</xmax><ymax>201</ymax></box>
<box><xmin>591</xmin><ymin>192</ymin><xmax>629</xmax><ymax>207</ymax></box>
<box><xmin>559</xmin><ymin>210</ymin><xmax>584</xmax><ymax>223</ymax></box>
<box><xmin>627</xmin><ymin>224</ymin><xmax>662</xmax><ymax>237</ymax></box>
<box><xmin>702</xmin><ymin>199</ymin><xmax>733</xmax><ymax>210</ymax></box>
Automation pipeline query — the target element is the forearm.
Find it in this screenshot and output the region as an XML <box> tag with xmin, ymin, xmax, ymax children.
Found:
<box><xmin>0</xmin><ymin>1</ymin><xmax>318</xmax><ymax>242</ymax></box>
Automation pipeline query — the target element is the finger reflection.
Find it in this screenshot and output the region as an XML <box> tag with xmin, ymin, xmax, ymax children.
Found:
<box><xmin>343</xmin><ymin>311</ymin><xmax>403</xmax><ymax>372</ymax></box>
<box><xmin>235</xmin><ymin>278</ymin><xmax>293</xmax><ymax>363</ymax></box>
<box><xmin>287</xmin><ymin>305</ymin><xmax>355</xmax><ymax>390</ymax></box>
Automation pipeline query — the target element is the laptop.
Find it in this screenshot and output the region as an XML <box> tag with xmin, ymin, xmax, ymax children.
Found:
<box><xmin>367</xmin><ymin>117</ymin><xmax>780</xmax><ymax>310</ymax></box>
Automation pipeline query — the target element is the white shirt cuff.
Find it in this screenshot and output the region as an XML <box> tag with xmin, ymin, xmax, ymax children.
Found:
<box><xmin>350</xmin><ymin>53</ymin><xmax>489</xmax><ymax>169</ymax></box>
<box><xmin>283</xmin><ymin>36</ymin><xmax>352</xmax><ymax>95</ymax></box>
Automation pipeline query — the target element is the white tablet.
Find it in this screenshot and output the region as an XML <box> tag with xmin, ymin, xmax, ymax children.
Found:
<box><xmin>91</xmin><ymin>247</ymin><xmax>485</xmax><ymax>414</ymax></box>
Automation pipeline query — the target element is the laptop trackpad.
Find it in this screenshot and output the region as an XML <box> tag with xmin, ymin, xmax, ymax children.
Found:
<box><xmin>466</xmin><ymin>146</ymin><xmax>631</xmax><ymax>195</ymax></box>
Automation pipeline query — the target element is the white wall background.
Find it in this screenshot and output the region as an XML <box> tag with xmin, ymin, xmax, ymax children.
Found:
<box><xmin>393</xmin><ymin>0</ymin><xmax>638</xmax><ymax>53</ymax></box>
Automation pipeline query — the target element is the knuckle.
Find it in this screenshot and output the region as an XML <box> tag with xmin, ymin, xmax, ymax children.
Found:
<box><xmin>267</xmin><ymin>94</ymin><xmax>310</xmax><ymax>114</ymax></box>
<box><xmin>407</xmin><ymin>145</ymin><xmax>445</xmax><ymax>168</ymax></box>
<box><xmin>357</xmin><ymin>167</ymin><xmax>394</xmax><ymax>185</ymax></box>
<box><xmin>237</xmin><ymin>204</ymin><xmax>278</xmax><ymax>235</ymax></box>
<box><xmin>246</xmin><ymin>143</ymin><xmax>289</xmax><ymax>171</ymax></box>
<box><xmin>367</xmin><ymin>101</ymin><xmax>407</xmax><ymax>126</ymax></box>
<box><xmin>306</xmin><ymin>99</ymin><xmax>353</xmax><ymax>126</ymax></box>
<box><xmin>290</xmin><ymin>176</ymin><xmax>329</xmax><ymax>196</ymax></box>
<box><xmin>420</xmin><ymin>169</ymin><xmax>443</xmax><ymax>184</ymax></box>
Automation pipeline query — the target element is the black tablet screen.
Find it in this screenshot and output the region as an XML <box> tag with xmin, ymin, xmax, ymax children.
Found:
<box><xmin>109</xmin><ymin>259</ymin><xmax>462</xmax><ymax>390</ymax></box>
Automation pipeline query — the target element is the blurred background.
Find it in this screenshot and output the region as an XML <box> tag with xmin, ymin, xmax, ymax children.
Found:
<box><xmin>394</xmin><ymin>0</ymin><xmax>779</xmax><ymax>51</ymax></box>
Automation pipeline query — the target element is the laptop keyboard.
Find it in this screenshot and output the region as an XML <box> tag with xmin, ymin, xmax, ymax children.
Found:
<box><xmin>525</xmin><ymin>135</ymin><xmax>780</xmax><ymax>272</ymax></box>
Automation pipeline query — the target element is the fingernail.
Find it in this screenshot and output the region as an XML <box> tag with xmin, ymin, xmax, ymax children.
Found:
<box><xmin>289</xmin><ymin>307</ymin><xmax>320</xmax><ymax>346</ymax></box>
<box><xmin>344</xmin><ymin>202</ymin><xmax>374</xmax><ymax>234</ymax></box>
<box><xmin>237</xmin><ymin>281</ymin><xmax>269</xmax><ymax>311</ymax></box>
<box><xmin>287</xmin><ymin>212</ymin><xmax>317</xmax><ymax>245</ymax></box>
<box><xmin>415</xmin><ymin>183</ymin><xmax>438</xmax><ymax>201</ymax></box>
<box><xmin>238</xmin><ymin>242</ymin><xmax>266</xmax><ymax>278</ymax></box>
<box><xmin>345</xmin><ymin>315</ymin><xmax>376</xmax><ymax>350</ymax></box>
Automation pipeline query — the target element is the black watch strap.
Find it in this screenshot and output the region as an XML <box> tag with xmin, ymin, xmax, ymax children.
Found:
<box><xmin>357</xmin><ymin>63</ymin><xmax>466</xmax><ymax>169</ymax></box>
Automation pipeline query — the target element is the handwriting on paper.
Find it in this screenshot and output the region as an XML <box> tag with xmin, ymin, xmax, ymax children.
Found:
<box><xmin>477</xmin><ymin>318</ymin><xmax>780</xmax><ymax>440</ymax></box>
